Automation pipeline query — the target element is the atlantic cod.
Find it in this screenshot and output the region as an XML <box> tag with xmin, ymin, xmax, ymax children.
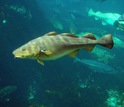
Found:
<box><xmin>13</xmin><ymin>31</ymin><xmax>114</xmax><ymax>65</ymax></box>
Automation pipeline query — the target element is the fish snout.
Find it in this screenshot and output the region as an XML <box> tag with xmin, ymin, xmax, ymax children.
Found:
<box><xmin>12</xmin><ymin>50</ymin><xmax>25</xmax><ymax>58</ymax></box>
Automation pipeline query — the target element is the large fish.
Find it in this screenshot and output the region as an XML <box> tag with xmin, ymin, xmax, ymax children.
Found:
<box><xmin>88</xmin><ymin>8</ymin><xmax>121</xmax><ymax>26</ymax></box>
<box><xmin>13</xmin><ymin>31</ymin><xmax>114</xmax><ymax>65</ymax></box>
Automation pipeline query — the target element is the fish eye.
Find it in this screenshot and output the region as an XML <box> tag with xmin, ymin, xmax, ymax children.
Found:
<box><xmin>22</xmin><ymin>47</ymin><xmax>26</xmax><ymax>51</ymax></box>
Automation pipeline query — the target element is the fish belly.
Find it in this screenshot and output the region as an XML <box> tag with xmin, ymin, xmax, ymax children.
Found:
<box><xmin>40</xmin><ymin>49</ymin><xmax>76</xmax><ymax>60</ymax></box>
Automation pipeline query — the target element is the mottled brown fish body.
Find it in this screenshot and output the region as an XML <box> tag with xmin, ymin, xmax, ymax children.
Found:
<box><xmin>36</xmin><ymin>36</ymin><xmax>93</xmax><ymax>60</ymax></box>
<box><xmin>12</xmin><ymin>32</ymin><xmax>114</xmax><ymax>65</ymax></box>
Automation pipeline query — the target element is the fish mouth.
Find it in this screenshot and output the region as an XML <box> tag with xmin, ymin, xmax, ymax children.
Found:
<box><xmin>12</xmin><ymin>51</ymin><xmax>24</xmax><ymax>58</ymax></box>
<box><xmin>14</xmin><ymin>55</ymin><xmax>23</xmax><ymax>58</ymax></box>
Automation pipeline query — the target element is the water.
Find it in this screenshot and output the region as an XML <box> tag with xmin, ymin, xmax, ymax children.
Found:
<box><xmin>0</xmin><ymin>0</ymin><xmax>124</xmax><ymax>107</ymax></box>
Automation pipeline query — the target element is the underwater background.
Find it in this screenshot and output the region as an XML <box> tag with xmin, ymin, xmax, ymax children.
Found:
<box><xmin>0</xmin><ymin>0</ymin><xmax>124</xmax><ymax>107</ymax></box>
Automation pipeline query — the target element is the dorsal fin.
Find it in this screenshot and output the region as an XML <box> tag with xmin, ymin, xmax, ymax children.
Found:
<box><xmin>82</xmin><ymin>33</ymin><xmax>96</xmax><ymax>40</ymax></box>
<box><xmin>44</xmin><ymin>31</ymin><xmax>58</xmax><ymax>36</ymax></box>
<box><xmin>60</xmin><ymin>33</ymin><xmax>78</xmax><ymax>38</ymax></box>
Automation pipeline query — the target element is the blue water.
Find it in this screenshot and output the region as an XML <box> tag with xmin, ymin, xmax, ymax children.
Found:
<box><xmin>0</xmin><ymin>0</ymin><xmax>124</xmax><ymax>107</ymax></box>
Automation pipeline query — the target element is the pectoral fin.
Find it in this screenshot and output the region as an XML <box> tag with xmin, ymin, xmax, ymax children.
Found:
<box><xmin>102</xmin><ymin>21</ymin><xmax>107</xmax><ymax>25</ymax></box>
<box><xmin>41</xmin><ymin>50</ymin><xmax>52</xmax><ymax>55</ymax></box>
<box><xmin>95</xmin><ymin>17</ymin><xmax>99</xmax><ymax>20</ymax></box>
<box><xmin>68</xmin><ymin>50</ymin><xmax>79</xmax><ymax>58</ymax></box>
<box><xmin>37</xmin><ymin>59</ymin><xmax>44</xmax><ymax>65</ymax></box>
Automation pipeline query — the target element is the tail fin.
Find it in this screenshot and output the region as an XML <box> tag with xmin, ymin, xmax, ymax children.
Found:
<box><xmin>88</xmin><ymin>8</ymin><xmax>94</xmax><ymax>16</ymax></box>
<box><xmin>98</xmin><ymin>34</ymin><xmax>114</xmax><ymax>49</ymax></box>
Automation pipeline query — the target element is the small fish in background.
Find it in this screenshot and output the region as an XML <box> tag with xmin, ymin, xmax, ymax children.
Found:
<box><xmin>114</xmin><ymin>14</ymin><xmax>124</xmax><ymax>31</ymax></box>
<box><xmin>0</xmin><ymin>86</ymin><xmax>17</xmax><ymax>100</ymax></box>
<box><xmin>74</xmin><ymin>57</ymin><xmax>117</xmax><ymax>74</ymax></box>
<box><xmin>88</xmin><ymin>8</ymin><xmax>121</xmax><ymax>27</ymax></box>
<box><xmin>118</xmin><ymin>14</ymin><xmax>124</xmax><ymax>21</ymax></box>
<box><xmin>113</xmin><ymin>36</ymin><xmax>124</xmax><ymax>48</ymax></box>
<box><xmin>13</xmin><ymin>31</ymin><xmax>114</xmax><ymax>65</ymax></box>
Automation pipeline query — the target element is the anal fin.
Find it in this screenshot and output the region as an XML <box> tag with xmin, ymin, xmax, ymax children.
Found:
<box><xmin>83</xmin><ymin>45</ymin><xmax>95</xmax><ymax>52</ymax></box>
<box><xmin>68</xmin><ymin>50</ymin><xmax>79</xmax><ymax>58</ymax></box>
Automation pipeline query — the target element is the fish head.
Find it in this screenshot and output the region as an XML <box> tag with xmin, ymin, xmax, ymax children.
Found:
<box><xmin>13</xmin><ymin>42</ymin><xmax>40</xmax><ymax>59</ymax></box>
